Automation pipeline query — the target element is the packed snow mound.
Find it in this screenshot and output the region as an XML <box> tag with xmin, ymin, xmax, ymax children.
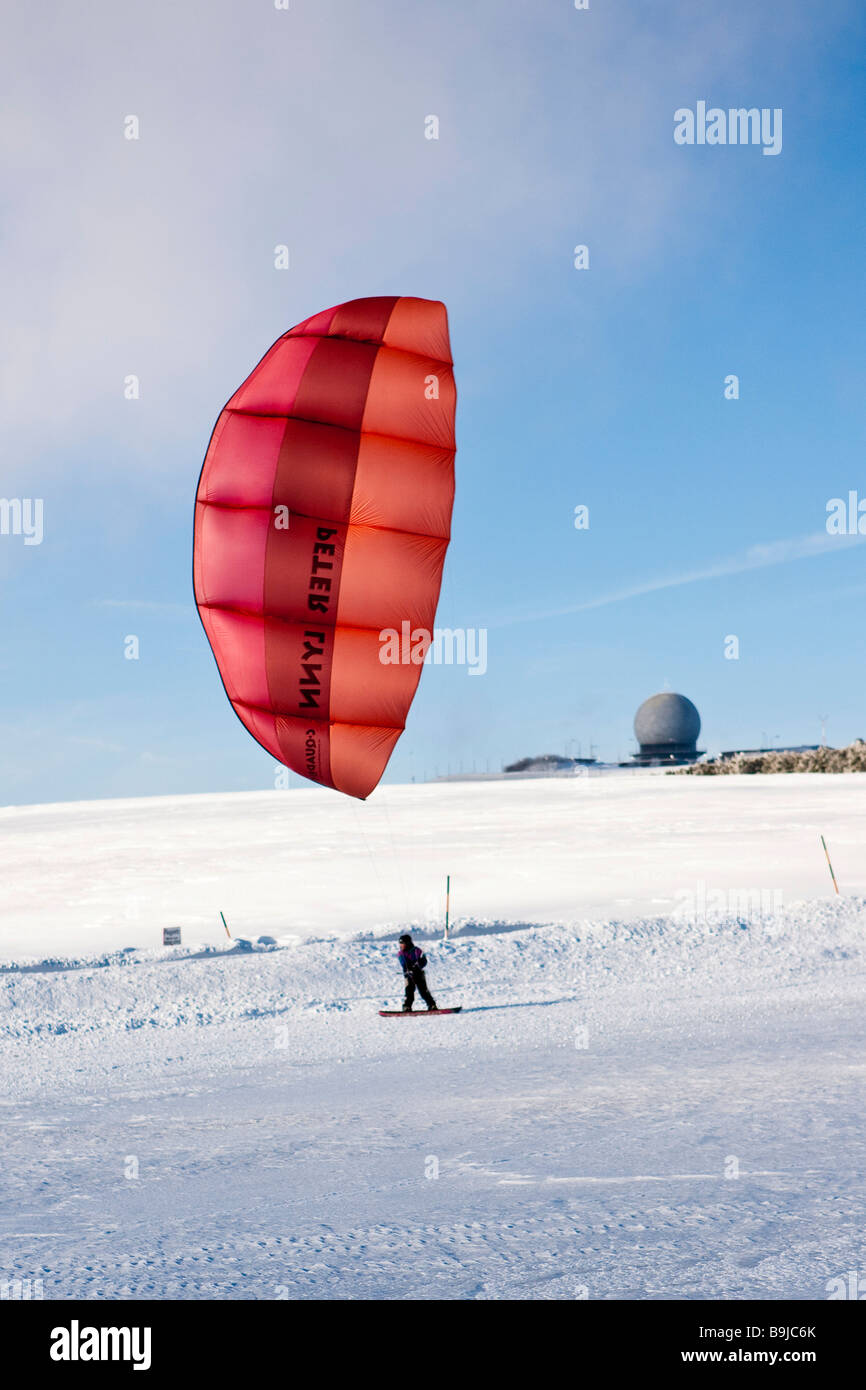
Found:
<box><xmin>3</xmin><ymin>772</ymin><xmax>866</xmax><ymax>962</ymax></box>
<box><xmin>3</xmin><ymin>897</ymin><xmax>865</xmax><ymax>1101</ymax></box>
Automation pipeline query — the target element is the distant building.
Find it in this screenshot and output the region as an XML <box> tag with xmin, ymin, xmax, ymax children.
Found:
<box><xmin>503</xmin><ymin>753</ymin><xmax>597</xmax><ymax>773</ymax></box>
<box><xmin>632</xmin><ymin>692</ymin><xmax>702</xmax><ymax>765</ymax></box>
<box><xmin>432</xmin><ymin>753</ymin><xmax>601</xmax><ymax>784</ymax></box>
<box><xmin>718</xmin><ymin>745</ymin><xmax>821</xmax><ymax>760</ymax></box>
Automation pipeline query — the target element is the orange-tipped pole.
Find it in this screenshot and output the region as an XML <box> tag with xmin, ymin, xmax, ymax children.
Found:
<box><xmin>820</xmin><ymin>836</ymin><xmax>840</xmax><ymax>895</ymax></box>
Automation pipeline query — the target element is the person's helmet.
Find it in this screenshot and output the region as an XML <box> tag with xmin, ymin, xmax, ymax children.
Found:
<box><xmin>398</xmin><ymin>933</ymin><xmax>412</xmax><ymax>945</ymax></box>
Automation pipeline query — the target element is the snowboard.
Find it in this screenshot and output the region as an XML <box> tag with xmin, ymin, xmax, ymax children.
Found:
<box><xmin>378</xmin><ymin>1007</ymin><xmax>462</xmax><ymax>1017</ymax></box>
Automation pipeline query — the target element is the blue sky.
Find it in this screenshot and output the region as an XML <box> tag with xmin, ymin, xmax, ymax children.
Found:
<box><xmin>1</xmin><ymin>0</ymin><xmax>864</xmax><ymax>803</ymax></box>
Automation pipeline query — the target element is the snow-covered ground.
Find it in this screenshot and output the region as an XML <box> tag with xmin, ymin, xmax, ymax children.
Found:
<box><xmin>1</xmin><ymin>773</ymin><xmax>865</xmax><ymax>1300</ymax></box>
<box><xmin>4</xmin><ymin>770</ymin><xmax>866</xmax><ymax>957</ymax></box>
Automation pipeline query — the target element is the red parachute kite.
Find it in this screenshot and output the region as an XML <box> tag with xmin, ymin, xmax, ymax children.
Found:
<box><xmin>193</xmin><ymin>296</ymin><xmax>456</xmax><ymax>799</ymax></box>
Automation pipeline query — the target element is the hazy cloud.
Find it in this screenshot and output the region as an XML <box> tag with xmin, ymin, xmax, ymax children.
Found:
<box><xmin>498</xmin><ymin>530</ymin><xmax>866</xmax><ymax>626</ymax></box>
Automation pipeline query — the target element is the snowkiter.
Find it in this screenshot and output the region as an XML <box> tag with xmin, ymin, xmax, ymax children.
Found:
<box><xmin>398</xmin><ymin>933</ymin><xmax>437</xmax><ymax>1012</ymax></box>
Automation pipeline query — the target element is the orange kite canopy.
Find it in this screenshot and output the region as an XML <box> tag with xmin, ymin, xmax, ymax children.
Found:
<box><xmin>193</xmin><ymin>296</ymin><xmax>456</xmax><ymax>799</ymax></box>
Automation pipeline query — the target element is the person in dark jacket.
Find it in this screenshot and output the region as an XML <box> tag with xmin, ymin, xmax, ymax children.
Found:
<box><xmin>397</xmin><ymin>933</ymin><xmax>438</xmax><ymax>1012</ymax></box>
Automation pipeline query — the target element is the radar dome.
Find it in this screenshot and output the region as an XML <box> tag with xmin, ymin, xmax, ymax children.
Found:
<box><xmin>633</xmin><ymin>693</ymin><xmax>701</xmax><ymax>763</ymax></box>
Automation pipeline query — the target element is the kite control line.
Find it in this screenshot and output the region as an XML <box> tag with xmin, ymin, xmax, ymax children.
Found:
<box><xmin>820</xmin><ymin>835</ymin><xmax>840</xmax><ymax>895</ymax></box>
<box><xmin>219</xmin><ymin>911</ymin><xmax>233</xmax><ymax>939</ymax></box>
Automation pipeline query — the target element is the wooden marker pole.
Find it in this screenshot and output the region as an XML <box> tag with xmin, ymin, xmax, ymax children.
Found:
<box><xmin>820</xmin><ymin>836</ymin><xmax>840</xmax><ymax>895</ymax></box>
<box><xmin>220</xmin><ymin>910</ymin><xmax>233</xmax><ymax>938</ymax></box>
<box><xmin>444</xmin><ymin>875</ymin><xmax>451</xmax><ymax>940</ymax></box>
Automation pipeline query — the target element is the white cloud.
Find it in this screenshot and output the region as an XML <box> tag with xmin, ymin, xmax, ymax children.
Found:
<box><xmin>0</xmin><ymin>0</ymin><xmax>797</xmax><ymax>489</ymax></box>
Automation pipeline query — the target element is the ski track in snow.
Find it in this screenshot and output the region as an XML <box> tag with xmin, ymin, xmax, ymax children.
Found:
<box><xmin>1</xmin><ymin>775</ymin><xmax>865</xmax><ymax>1299</ymax></box>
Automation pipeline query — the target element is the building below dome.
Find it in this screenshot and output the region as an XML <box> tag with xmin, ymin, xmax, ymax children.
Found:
<box><xmin>503</xmin><ymin>753</ymin><xmax>598</xmax><ymax>774</ymax></box>
<box><xmin>633</xmin><ymin>692</ymin><xmax>702</xmax><ymax>765</ymax></box>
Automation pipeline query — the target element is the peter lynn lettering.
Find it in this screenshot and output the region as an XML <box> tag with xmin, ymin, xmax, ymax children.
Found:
<box><xmin>299</xmin><ymin>629</ymin><xmax>326</xmax><ymax>710</ymax></box>
<box><xmin>50</xmin><ymin>1321</ymin><xmax>152</xmax><ymax>1371</ymax></box>
<box><xmin>674</xmin><ymin>102</ymin><xmax>782</xmax><ymax>156</ymax></box>
<box><xmin>0</xmin><ymin>497</ymin><xmax>43</xmax><ymax>545</ymax></box>
<box><xmin>307</xmin><ymin>527</ymin><xmax>338</xmax><ymax>614</ymax></box>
